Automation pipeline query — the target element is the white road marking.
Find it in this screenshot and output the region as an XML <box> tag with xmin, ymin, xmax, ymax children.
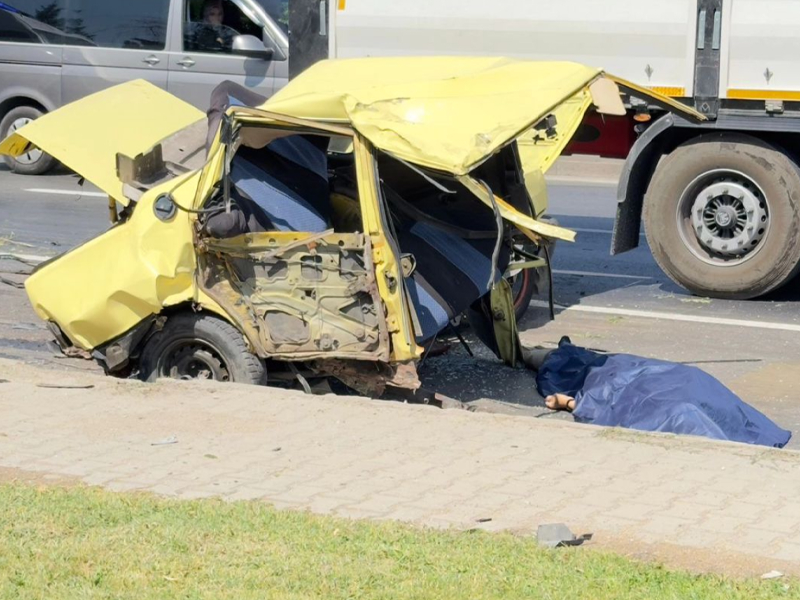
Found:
<box><xmin>26</xmin><ymin>188</ymin><xmax>106</xmax><ymax>198</ymax></box>
<box><xmin>563</xmin><ymin>304</ymin><xmax>800</xmax><ymax>333</ymax></box>
<box><xmin>570</xmin><ymin>227</ymin><xmax>646</xmax><ymax>237</ymax></box>
<box><xmin>554</xmin><ymin>269</ymin><xmax>653</xmax><ymax>280</ymax></box>
<box><xmin>546</xmin><ymin>177</ymin><xmax>618</xmax><ymax>187</ymax></box>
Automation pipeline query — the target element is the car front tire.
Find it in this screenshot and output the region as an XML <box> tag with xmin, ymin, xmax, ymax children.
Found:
<box><xmin>138</xmin><ymin>313</ymin><xmax>267</xmax><ymax>385</ymax></box>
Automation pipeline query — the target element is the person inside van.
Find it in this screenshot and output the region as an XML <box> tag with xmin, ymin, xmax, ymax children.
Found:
<box><xmin>186</xmin><ymin>0</ymin><xmax>237</xmax><ymax>52</ymax></box>
<box><xmin>203</xmin><ymin>0</ymin><xmax>225</xmax><ymax>25</ymax></box>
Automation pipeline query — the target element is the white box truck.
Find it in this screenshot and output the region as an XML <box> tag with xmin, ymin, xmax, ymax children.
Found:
<box><xmin>290</xmin><ymin>0</ymin><xmax>800</xmax><ymax>299</ymax></box>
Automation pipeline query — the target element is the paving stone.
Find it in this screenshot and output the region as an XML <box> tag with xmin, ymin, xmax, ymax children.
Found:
<box><xmin>724</xmin><ymin>501</ymin><xmax>773</xmax><ymax>521</ymax></box>
<box><xmin>656</xmin><ymin>501</ymin><xmax>710</xmax><ymax>521</ymax></box>
<box><xmin>697</xmin><ymin>514</ymin><xmax>748</xmax><ymax>535</ymax></box>
<box><xmin>639</xmin><ymin>515</ymin><xmax>695</xmax><ymax>537</ymax></box>
<box><xmin>751</xmin><ymin>513</ymin><xmax>800</xmax><ymax>535</ymax></box>
<box><xmin>733</xmin><ymin>526</ymin><xmax>783</xmax><ymax>550</ymax></box>
<box><xmin>3</xmin><ymin>360</ymin><xmax>800</xmax><ymax>569</ymax></box>
<box><xmin>605</xmin><ymin>502</ymin><xmax>658</xmax><ymax>522</ymax></box>
<box><xmin>773</xmin><ymin>541</ymin><xmax>800</xmax><ymax>562</ymax></box>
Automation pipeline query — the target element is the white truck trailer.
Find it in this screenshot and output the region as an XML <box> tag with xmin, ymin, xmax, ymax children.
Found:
<box><xmin>290</xmin><ymin>0</ymin><xmax>800</xmax><ymax>299</ymax></box>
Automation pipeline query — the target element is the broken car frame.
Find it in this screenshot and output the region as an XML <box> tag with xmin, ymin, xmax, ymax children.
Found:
<box><xmin>0</xmin><ymin>58</ymin><xmax>703</xmax><ymax>394</ymax></box>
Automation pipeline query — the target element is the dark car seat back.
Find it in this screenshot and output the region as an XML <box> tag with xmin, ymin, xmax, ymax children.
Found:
<box><xmin>230</xmin><ymin>135</ymin><xmax>331</xmax><ymax>233</ymax></box>
<box><xmin>399</xmin><ymin>221</ymin><xmax>505</xmax><ymax>343</ymax></box>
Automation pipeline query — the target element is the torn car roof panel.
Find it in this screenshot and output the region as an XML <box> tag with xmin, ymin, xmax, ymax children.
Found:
<box><xmin>263</xmin><ymin>57</ymin><xmax>704</xmax><ymax>175</ymax></box>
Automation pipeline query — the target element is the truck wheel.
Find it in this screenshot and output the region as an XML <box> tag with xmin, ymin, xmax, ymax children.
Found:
<box><xmin>0</xmin><ymin>106</ymin><xmax>57</xmax><ymax>175</ymax></box>
<box><xmin>139</xmin><ymin>313</ymin><xmax>266</xmax><ymax>384</ymax></box>
<box><xmin>643</xmin><ymin>134</ymin><xmax>800</xmax><ymax>299</ymax></box>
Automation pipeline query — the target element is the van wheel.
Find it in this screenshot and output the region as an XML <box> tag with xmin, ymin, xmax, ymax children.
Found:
<box><xmin>139</xmin><ymin>313</ymin><xmax>266</xmax><ymax>384</ymax></box>
<box><xmin>643</xmin><ymin>134</ymin><xmax>800</xmax><ymax>299</ymax></box>
<box><xmin>0</xmin><ymin>106</ymin><xmax>57</xmax><ymax>175</ymax></box>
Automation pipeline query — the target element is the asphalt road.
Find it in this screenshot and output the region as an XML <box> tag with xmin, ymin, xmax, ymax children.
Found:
<box><xmin>1</xmin><ymin>166</ymin><xmax>799</xmax><ymax>445</ymax></box>
<box><xmin>3</xmin><ymin>168</ymin><xmax>795</xmax><ymax>325</ymax></box>
<box><xmin>548</xmin><ymin>182</ymin><xmax>800</xmax><ymax>323</ymax></box>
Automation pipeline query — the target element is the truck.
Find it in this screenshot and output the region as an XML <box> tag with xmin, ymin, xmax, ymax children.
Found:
<box><xmin>289</xmin><ymin>0</ymin><xmax>800</xmax><ymax>300</ymax></box>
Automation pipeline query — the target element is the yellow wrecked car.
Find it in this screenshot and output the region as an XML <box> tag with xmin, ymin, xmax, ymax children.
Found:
<box><xmin>0</xmin><ymin>57</ymin><xmax>700</xmax><ymax>395</ymax></box>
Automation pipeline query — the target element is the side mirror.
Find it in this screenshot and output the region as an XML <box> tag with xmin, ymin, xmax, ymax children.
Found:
<box><xmin>232</xmin><ymin>34</ymin><xmax>274</xmax><ymax>60</ymax></box>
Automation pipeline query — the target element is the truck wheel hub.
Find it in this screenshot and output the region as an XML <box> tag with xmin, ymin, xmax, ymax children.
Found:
<box><xmin>688</xmin><ymin>178</ymin><xmax>769</xmax><ymax>259</ymax></box>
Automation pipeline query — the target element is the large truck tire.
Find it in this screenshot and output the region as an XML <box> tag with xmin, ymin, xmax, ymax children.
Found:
<box><xmin>643</xmin><ymin>134</ymin><xmax>800</xmax><ymax>299</ymax></box>
<box><xmin>0</xmin><ymin>106</ymin><xmax>57</xmax><ymax>175</ymax></box>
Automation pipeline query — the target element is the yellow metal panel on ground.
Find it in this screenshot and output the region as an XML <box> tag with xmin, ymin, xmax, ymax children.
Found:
<box><xmin>0</xmin><ymin>80</ymin><xmax>204</xmax><ymax>203</ymax></box>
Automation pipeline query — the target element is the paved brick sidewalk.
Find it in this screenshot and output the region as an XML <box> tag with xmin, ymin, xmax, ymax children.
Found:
<box><xmin>1</xmin><ymin>358</ymin><xmax>799</xmax><ymax>574</ymax></box>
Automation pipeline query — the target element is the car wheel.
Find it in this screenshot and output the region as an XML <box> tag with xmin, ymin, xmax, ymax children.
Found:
<box><xmin>139</xmin><ymin>313</ymin><xmax>266</xmax><ymax>384</ymax></box>
<box><xmin>643</xmin><ymin>134</ymin><xmax>800</xmax><ymax>299</ymax></box>
<box><xmin>0</xmin><ymin>106</ymin><xmax>57</xmax><ymax>175</ymax></box>
<box><xmin>510</xmin><ymin>266</ymin><xmax>538</xmax><ymax>323</ymax></box>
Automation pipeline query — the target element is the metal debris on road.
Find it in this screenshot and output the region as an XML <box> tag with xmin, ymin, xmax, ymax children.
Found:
<box><xmin>36</xmin><ymin>383</ymin><xmax>95</xmax><ymax>390</ymax></box>
<box><xmin>151</xmin><ymin>435</ymin><xmax>179</xmax><ymax>446</ymax></box>
<box><xmin>0</xmin><ymin>276</ymin><xmax>24</xmax><ymax>289</ymax></box>
<box><xmin>537</xmin><ymin>523</ymin><xmax>594</xmax><ymax>549</ymax></box>
<box><xmin>0</xmin><ymin>252</ymin><xmax>47</xmax><ymax>266</ymax></box>
<box><xmin>761</xmin><ymin>570</ymin><xmax>784</xmax><ymax>580</ymax></box>
<box><xmin>61</xmin><ymin>346</ymin><xmax>93</xmax><ymax>360</ymax></box>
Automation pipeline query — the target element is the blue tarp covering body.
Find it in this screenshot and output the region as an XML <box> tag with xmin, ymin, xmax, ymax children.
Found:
<box><xmin>536</xmin><ymin>340</ymin><xmax>791</xmax><ymax>448</ymax></box>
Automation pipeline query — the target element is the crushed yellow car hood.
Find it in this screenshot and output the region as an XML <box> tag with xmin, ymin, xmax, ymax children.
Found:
<box><xmin>0</xmin><ymin>81</ymin><xmax>204</xmax><ymax>204</ymax></box>
<box><xmin>263</xmin><ymin>57</ymin><xmax>704</xmax><ymax>176</ymax></box>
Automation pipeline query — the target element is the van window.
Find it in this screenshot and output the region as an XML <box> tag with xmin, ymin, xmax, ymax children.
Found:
<box><xmin>63</xmin><ymin>0</ymin><xmax>170</xmax><ymax>49</ymax></box>
<box><xmin>255</xmin><ymin>0</ymin><xmax>287</xmax><ymax>34</ymax></box>
<box><xmin>184</xmin><ymin>0</ymin><xmax>264</xmax><ymax>53</ymax></box>
<box><xmin>0</xmin><ymin>1</ymin><xmax>68</xmax><ymax>44</ymax></box>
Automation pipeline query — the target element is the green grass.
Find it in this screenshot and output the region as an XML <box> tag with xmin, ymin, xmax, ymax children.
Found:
<box><xmin>0</xmin><ymin>483</ymin><xmax>794</xmax><ymax>600</ymax></box>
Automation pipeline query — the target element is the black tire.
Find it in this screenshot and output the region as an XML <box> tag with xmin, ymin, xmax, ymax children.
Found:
<box><xmin>511</xmin><ymin>267</ymin><xmax>538</xmax><ymax>322</ymax></box>
<box><xmin>139</xmin><ymin>313</ymin><xmax>266</xmax><ymax>384</ymax></box>
<box><xmin>643</xmin><ymin>134</ymin><xmax>800</xmax><ymax>299</ymax></box>
<box><xmin>508</xmin><ymin>235</ymin><xmax>556</xmax><ymax>323</ymax></box>
<box><xmin>0</xmin><ymin>106</ymin><xmax>57</xmax><ymax>175</ymax></box>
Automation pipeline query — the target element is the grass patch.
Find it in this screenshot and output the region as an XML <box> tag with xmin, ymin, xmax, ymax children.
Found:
<box><xmin>0</xmin><ymin>483</ymin><xmax>794</xmax><ymax>599</ymax></box>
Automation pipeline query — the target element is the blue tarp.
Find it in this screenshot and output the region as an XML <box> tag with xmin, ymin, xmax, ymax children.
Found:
<box><xmin>536</xmin><ymin>339</ymin><xmax>791</xmax><ymax>448</ymax></box>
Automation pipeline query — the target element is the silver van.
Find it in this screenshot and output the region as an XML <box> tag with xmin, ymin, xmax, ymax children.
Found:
<box><xmin>0</xmin><ymin>0</ymin><xmax>288</xmax><ymax>174</ymax></box>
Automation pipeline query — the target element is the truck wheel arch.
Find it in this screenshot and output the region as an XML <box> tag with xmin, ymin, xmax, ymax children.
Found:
<box><xmin>613</xmin><ymin>114</ymin><xmax>800</xmax><ymax>256</ymax></box>
<box><xmin>612</xmin><ymin>114</ymin><xmax>681</xmax><ymax>255</ymax></box>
